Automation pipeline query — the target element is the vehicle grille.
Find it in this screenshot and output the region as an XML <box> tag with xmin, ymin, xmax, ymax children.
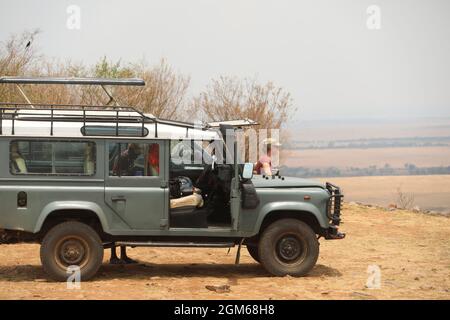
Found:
<box><xmin>326</xmin><ymin>182</ymin><xmax>344</xmax><ymax>226</ymax></box>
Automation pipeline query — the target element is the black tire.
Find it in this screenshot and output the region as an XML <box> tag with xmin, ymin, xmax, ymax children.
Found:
<box><xmin>258</xmin><ymin>219</ymin><xmax>319</xmax><ymax>276</ymax></box>
<box><xmin>246</xmin><ymin>245</ymin><xmax>260</xmax><ymax>263</ymax></box>
<box><xmin>40</xmin><ymin>221</ymin><xmax>104</xmax><ymax>281</ymax></box>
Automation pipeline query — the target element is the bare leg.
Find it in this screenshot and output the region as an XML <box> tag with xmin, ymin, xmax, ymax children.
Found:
<box><xmin>120</xmin><ymin>246</ymin><xmax>138</xmax><ymax>264</ymax></box>
<box><xmin>109</xmin><ymin>245</ymin><xmax>123</xmax><ymax>264</ymax></box>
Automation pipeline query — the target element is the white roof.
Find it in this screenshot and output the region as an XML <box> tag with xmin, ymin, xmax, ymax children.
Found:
<box><xmin>207</xmin><ymin>119</ymin><xmax>258</xmax><ymax>128</ymax></box>
<box><xmin>0</xmin><ymin>109</ymin><xmax>220</xmax><ymax>140</ymax></box>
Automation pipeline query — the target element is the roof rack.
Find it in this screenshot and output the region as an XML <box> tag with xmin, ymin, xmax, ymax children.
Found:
<box><xmin>0</xmin><ymin>102</ymin><xmax>155</xmax><ymax>137</ymax></box>
<box><xmin>0</xmin><ymin>76</ymin><xmax>145</xmax><ymax>107</ymax></box>
<box><xmin>0</xmin><ymin>76</ymin><xmax>145</xmax><ymax>86</ymax></box>
<box><xmin>0</xmin><ymin>103</ymin><xmax>214</xmax><ymax>139</ymax></box>
<box><xmin>0</xmin><ymin>77</ymin><xmax>256</xmax><ymax>139</ymax></box>
<box><xmin>207</xmin><ymin>119</ymin><xmax>258</xmax><ymax>128</ymax></box>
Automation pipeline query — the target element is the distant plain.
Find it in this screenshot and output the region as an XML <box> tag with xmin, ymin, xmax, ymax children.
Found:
<box><xmin>319</xmin><ymin>175</ymin><xmax>450</xmax><ymax>214</ymax></box>
<box><xmin>283</xmin><ymin>146</ymin><xmax>450</xmax><ymax>168</ymax></box>
<box><xmin>282</xmin><ymin>117</ymin><xmax>450</xmax><ymax>213</ymax></box>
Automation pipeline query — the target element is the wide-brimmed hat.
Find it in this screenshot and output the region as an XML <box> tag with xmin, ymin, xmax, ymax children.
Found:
<box><xmin>262</xmin><ymin>138</ymin><xmax>282</xmax><ymax>147</ymax></box>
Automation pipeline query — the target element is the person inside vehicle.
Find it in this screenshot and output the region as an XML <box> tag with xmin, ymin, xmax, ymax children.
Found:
<box><xmin>147</xmin><ymin>143</ymin><xmax>159</xmax><ymax>176</ymax></box>
<box><xmin>10</xmin><ymin>142</ymin><xmax>28</xmax><ymax>174</ymax></box>
<box><xmin>113</xmin><ymin>143</ymin><xmax>142</xmax><ymax>176</ymax></box>
<box><xmin>254</xmin><ymin>138</ymin><xmax>281</xmax><ymax>176</ymax></box>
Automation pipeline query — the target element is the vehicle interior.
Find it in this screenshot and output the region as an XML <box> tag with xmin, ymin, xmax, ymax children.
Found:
<box><xmin>169</xmin><ymin>139</ymin><xmax>234</xmax><ymax>229</ymax></box>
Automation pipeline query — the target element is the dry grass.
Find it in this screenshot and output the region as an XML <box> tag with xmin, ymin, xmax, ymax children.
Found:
<box><xmin>0</xmin><ymin>203</ymin><xmax>449</xmax><ymax>300</ymax></box>
<box><xmin>320</xmin><ymin>175</ymin><xmax>450</xmax><ymax>213</ymax></box>
<box><xmin>396</xmin><ymin>186</ymin><xmax>415</xmax><ymax>210</ymax></box>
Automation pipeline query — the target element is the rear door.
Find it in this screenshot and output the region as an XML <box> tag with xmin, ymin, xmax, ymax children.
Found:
<box><xmin>104</xmin><ymin>140</ymin><xmax>168</xmax><ymax>230</ymax></box>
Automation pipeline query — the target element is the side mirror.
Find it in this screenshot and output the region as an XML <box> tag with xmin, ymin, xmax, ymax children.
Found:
<box><xmin>242</xmin><ymin>163</ymin><xmax>254</xmax><ymax>180</ymax></box>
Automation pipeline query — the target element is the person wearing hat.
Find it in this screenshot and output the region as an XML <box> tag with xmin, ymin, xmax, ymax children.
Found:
<box><xmin>254</xmin><ymin>138</ymin><xmax>281</xmax><ymax>176</ymax></box>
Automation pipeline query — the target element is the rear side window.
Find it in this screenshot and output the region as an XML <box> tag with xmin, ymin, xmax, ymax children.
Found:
<box><xmin>10</xmin><ymin>140</ymin><xmax>96</xmax><ymax>176</ymax></box>
<box><xmin>108</xmin><ymin>142</ymin><xmax>160</xmax><ymax>177</ymax></box>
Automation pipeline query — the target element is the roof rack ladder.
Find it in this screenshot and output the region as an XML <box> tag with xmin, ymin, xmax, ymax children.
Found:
<box><xmin>16</xmin><ymin>84</ymin><xmax>35</xmax><ymax>109</ymax></box>
<box><xmin>83</xmin><ymin>106</ymin><xmax>86</xmax><ymax>129</ymax></box>
<box><xmin>50</xmin><ymin>106</ymin><xmax>54</xmax><ymax>136</ymax></box>
<box><xmin>101</xmin><ymin>85</ymin><xmax>120</xmax><ymax>107</ymax></box>
<box><xmin>115</xmin><ymin>109</ymin><xmax>119</xmax><ymax>136</ymax></box>
<box><xmin>11</xmin><ymin>106</ymin><xmax>16</xmax><ymax>135</ymax></box>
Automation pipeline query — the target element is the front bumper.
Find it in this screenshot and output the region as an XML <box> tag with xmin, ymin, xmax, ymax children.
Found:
<box><xmin>325</xmin><ymin>182</ymin><xmax>345</xmax><ymax>240</ymax></box>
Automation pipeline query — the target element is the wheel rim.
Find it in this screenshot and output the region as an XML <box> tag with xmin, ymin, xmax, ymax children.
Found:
<box><xmin>54</xmin><ymin>236</ymin><xmax>90</xmax><ymax>269</ymax></box>
<box><xmin>275</xmin><ymin>234</ymin><xmax>307</xmax><ymax>264</ymax></box>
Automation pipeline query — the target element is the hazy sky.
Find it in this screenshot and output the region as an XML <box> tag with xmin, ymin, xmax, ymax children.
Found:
<box><xmin>1</xmin><ymin>0</ymin><xmax>449</xmax><ymax>123</ymax></box>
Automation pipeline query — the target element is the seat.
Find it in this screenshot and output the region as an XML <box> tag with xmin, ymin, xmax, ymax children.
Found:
<box><xmin>169</xmin><ymin>191</ymin><xmax>208</xmax><ymax>228</ymax></box>
<box><xmin>11</xmin><ymin>157</ymin><xmax>28</xmax><ymax>174</ymax></box>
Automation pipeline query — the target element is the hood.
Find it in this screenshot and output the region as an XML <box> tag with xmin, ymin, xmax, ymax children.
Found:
<box><xmin>251</xmin><ymin>175</ymin><xmax>325</xmax><ymax>189</ymax></box>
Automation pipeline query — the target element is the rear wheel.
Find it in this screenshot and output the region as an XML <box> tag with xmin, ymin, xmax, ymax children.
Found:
<box><xmin>258</xmin><ymin>219</ymin><xmax>319</xmax><ymax>276</ymax></box>
<box><xmin>40</xmin><ymin>221</ymin><xmax>103</xmax><ymax>281</ymax></box>
<box><xmin>246</xmin><ymin>245</ymin><xmax>260</xmax><ymax>263</ymax></box>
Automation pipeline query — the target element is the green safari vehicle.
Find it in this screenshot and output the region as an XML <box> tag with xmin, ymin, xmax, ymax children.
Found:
<box><xmin>0</xmin><ymin>77</ymin><xmax>344</xmax><ymax>281</ymax></box>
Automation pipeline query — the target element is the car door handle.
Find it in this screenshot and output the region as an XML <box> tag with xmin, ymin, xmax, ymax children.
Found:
<box><xmin>111</xmin><ymin>196</ymin><xmax>126</xmax><ymax>202</ymax></box>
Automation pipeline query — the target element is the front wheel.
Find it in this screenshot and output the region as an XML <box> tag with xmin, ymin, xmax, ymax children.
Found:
<box><xmin>258</xmin><ymin>219</ymin><xmax>319</xmax><ymax>276</ymax></box>
<box><xmin>40</xmin><ymin>221</ymin><xmax>104</xmax><ymax>281</ymax></box>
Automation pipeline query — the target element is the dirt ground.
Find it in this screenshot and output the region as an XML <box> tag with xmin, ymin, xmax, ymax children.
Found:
<box><xmin>0</xmin><ymin>203</ymin><xmax>449</xmax><ymax>300</ymax></box>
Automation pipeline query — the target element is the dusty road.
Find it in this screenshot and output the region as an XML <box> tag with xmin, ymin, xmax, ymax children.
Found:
<box><xmin>0</xmin><ymin>203</ymin><xmax>449</xmax><ymax>300</ymax></box>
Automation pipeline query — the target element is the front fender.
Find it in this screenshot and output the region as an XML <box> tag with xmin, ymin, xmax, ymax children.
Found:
<box><xmin>34</xmin><ymin>201</ymin><xmax>109</xmax><ymax>233</ymax></box>
<box><xmin>253</xmin><ymin>201</ymin><xmax>329</xmax><ymax>234</ymax></box>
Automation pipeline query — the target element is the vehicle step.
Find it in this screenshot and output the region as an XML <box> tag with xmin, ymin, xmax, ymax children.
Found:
<box><xmin>115</xmin><ymin>241</ymin><xmax>236</xmax><ymax>248</ymax></box>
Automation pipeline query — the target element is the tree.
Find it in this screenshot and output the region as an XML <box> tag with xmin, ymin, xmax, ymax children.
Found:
<box><xmin>131</xmin><ymin>59</ymin><xmax>190</xmax><ymax>120</ymax></box>
<box><xmin>0</xmin><ymin>30</ymin><xmax>89</xmax><ymax>105</ymax></box>
<box><xmin>0</xmin><ymin>30</ymin><xmax>41</xmax><ymax>102</ymax></box>
<box><xmin>192</xmin><ymin>76</ymin><xmax>295</xmax><ymax>129</ymax></box>
<box><xmin>0</xmin><ymin>34</ymin><xmax>190</xmax><ymax>119</ymax></box>
<box><xmin>85</xmin><ymin>57</ymin><xmax>190</xmax><ymax>120</ymax></box>
<box><xmin>192</xmin><ymin>76</ymin><xmax>296</xmax><ymax>164</ymax></box>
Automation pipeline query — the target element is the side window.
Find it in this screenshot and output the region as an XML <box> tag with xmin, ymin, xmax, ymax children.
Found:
<box><xmin>108</xmin><ymin>142</ymin><xmax>159</xmax><ymax>177</ymax></box>
<box><xmin>10</xmin><ymin>141</ymin><xmax>96</xmax><ymax>176</ymax></box>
